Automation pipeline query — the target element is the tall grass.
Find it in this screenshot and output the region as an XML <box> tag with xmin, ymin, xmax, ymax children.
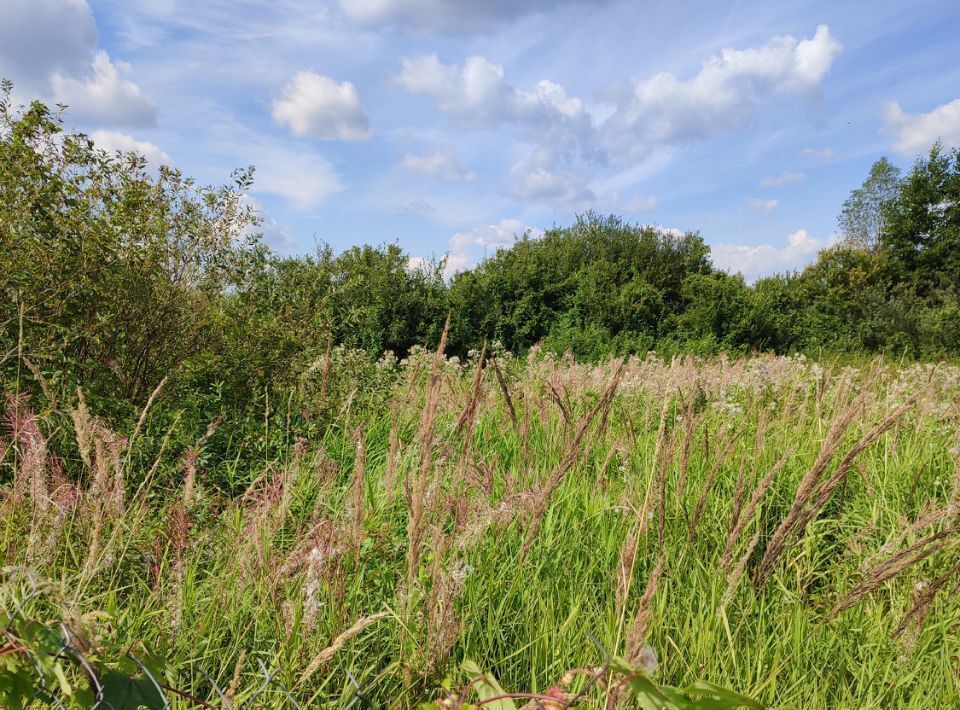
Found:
<box><xmin>2</xmin><ymin>351</ymin><xmax>959</xmax><ymax>706</ymax></box>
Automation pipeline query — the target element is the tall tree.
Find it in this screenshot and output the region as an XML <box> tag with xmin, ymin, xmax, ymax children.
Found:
<box><xmin>838</xmin><ymin>156</ymin><xmax>901</xmax><ymax>249</ymax></box>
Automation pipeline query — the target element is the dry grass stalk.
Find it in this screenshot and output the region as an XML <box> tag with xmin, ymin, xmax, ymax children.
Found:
<box><xmin>406</xmin><ymin>315</ymin><xmax>450</xmax><ymax>586</ymax></box>
<box><xmin>546</xmin><ymin>375</ymin><xmax>572</xmax><ymax>427</ymax></box>
<box><xmin>676</xmin><ymin>391</ymin><xmax>697</xmax><ymax>504</ymax></box>
<box><xmin>754</xmin><ymin>386</ymin><xmax>904</xmax><ymax>585</ymax></box>
<box><xmin>519</xmin><ymin>359</ymin><xmax>626</xmax><ymax>558</ymax></box>
<box><xmin>625</xmin><ymin>555</ymin><xmax>664</xmax><ymax>663</ymax></box>
<box><xmin>383</xmin><ymin>408</ymin><xmax>401</xmax><ymax>504</ymax></box>
<box><xmin>450</xmin><ymin>345</ymin><xmax>487</xmax><ymax>474</ymax></box>
<box><xmin>224</xmin><ymin>649</ymin><xmax>246</xmax><ymax>708</ymax></box>
<box><xmin>296</xmin><ymin>610</ymin><xmax>391</xmax><ymax>687</ymax></box>
<box><xmin>491</xmin><ymin>357</ymin><xmax>518</xmax><ymax>430</ymax></box>
<box><xmin>720</xmin><ymin>448</ymin><xmax>792</xmax><ymax>570</ymax></box>
<box><xmin>829</xmin><ymin>525</ymin><xmax>960</xmax><ymax>618</ymax></box>
<box><xmin>348</xmin><ymin>428</ymin><xmax>367</xmax><ymax>559</ymax></box>
<box><xmin>893</xmin><ymin>560</ymin><xmax>960</xmax><ymax>640</ymax></box>
<box><xmin>720</xmin><ymin>528</ymin><xmax>762</xmax><ymax>611</ymax></box>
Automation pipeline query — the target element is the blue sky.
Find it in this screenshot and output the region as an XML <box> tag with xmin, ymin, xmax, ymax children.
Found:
<box><xmin>3</xmin><ymin>0</ymin><xmax>960</xmax><ymax>280</ymax></box>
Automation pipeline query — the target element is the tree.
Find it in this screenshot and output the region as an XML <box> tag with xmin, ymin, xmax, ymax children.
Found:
<box><xmin>881</xmin><ymin>142</ymin><xmax>960</xmax><ymax>292</ymax></box>
<box><xmin>838</xmin><ymin>156</ymin><xmax>901</xmax><ymax>249</ymax></box>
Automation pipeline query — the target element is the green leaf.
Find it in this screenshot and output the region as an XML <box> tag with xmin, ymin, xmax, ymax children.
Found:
<box><xmin>461</xmin><ymin>659</ymin><xmax>516</xmax><ymax>710</ymax></box>
<box><xmin>99</xmin><ymin>670</ymin><xmax>166</xmax><ymax>710</ymax></box>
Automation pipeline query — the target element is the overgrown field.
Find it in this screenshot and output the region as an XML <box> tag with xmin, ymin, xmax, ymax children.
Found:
<box><xmin>2</xmin><ymin>346</ymin><xmax>960</xmax><ymax>707</ymax></box>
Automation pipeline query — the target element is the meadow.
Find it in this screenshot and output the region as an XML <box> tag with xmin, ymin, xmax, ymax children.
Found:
<box><xmin>3</xmin><ymin>336</ymin><xmax>959</xmax><ymax>708</ymax></box>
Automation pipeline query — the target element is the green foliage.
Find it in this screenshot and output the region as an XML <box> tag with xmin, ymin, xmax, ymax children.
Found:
<box><xmin>420</xmin><ymin>658</ymin><xmax>762</xmax><ymax>709</ymax></box>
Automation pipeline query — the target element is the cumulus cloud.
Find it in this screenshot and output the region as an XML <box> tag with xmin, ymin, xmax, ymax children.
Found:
<box><xmin>399</xmin><ymin>150</ymin><xmax>474</xmax><ymax>180</ymax></box>
<box><xmin>339</xmin><ymin>0</ymin><xmax>599</xmax><ymax>32</ymax></box>
<box><xmin>760</xmin><ymin>171</ymin><xmax>805</xmax><ymax>187</ymax></box>
<box><xmin>272</xmin><ymin>71</ymin><xmax>371</xmax><ymax>141</ymax></box>
<box><xmin>396</xmin><ymin>54</ymin><xmax>590</xmax><ymax>136</ymax></box>
<box><xmin>90</xmin><ymin>130</ymin><xmax>171</xmax><ymax>166</ymax></box>
<box><xmin>397</xmin><ymin>53</ymin><xmax>595</xmax><ymax>205</ymax></box>
<box><xmin>441</xmin><ymin>218</ymin><xmax>543</xmax><ymax>277</ymax></box>
<box><xmin>0</xmin><ymin>0</ymin><xmax>98</xmax><ymax>88</ymax></box>
<box><xmin>711</xmin><ymin>228</ymin><xmax>835</xmax><ymax>281</ymax></box>
<box><xmin>51</xmin><ymin>51</ymin><xmax>157</xmax><ymax>127</ymax></box>
<box><xmin>507</xmin><ymin>155</ymin><xmax>594</xmax><ymax>206</ymax></box>
<box><xmin>1</xmin><ymin>2</ymin><xmax>157</xmax><ymax>128</ymax></box>
<box><xmin>602</xmin><ymin>25</ymin><xmax>841</xmax><ymax>159</ymax></box>
<box><xmin>746</xmin><ymin>198</ymin><xmax>780</xmax><ymax>214</ymax></box>
<box><xmin>884</xmin><ymin>98</ymin><xmax>960</xmax><ymax>156</ymax></box>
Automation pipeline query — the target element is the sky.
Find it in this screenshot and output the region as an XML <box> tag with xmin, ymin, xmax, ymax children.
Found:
<box><xmin>3</xmin><ymin>0</ymin><xmax>960</xmax><ymax>281</ymax></box>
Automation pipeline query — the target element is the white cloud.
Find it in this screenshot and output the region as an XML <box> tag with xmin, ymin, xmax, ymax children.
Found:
<box><xmin>746</xmin><ymin>198</ymin><xmax>779</xmax><ymax>214</ymax></box>
<box><xmin>339</xmin><ymin>0</ymin><xmax>597</xmax><ymax>32</ymax></box>
<box><xmin>760</xmin><ymin>171</ymin><xmax>805</xmax><ymax>187</ymax></box>
<box><xmin>399</xmin><ymin>150</ymin><xmax>474</xmax><ymax>181</ymax></box>
<box><xmin>272</xmin><ymin>71</ymin><xmax>371</xmax><ymax>141</ymax></box>
<box><xmin>50</xmin><ymin>50</ymin><xmax>157</xmax><ymax>127</ymax></box>
<box><xmin>507</xmin><ymin>155</ymin><xmax>594</xmax><ymax>206</ymax></box>
<box><xmin>602</xmin><ymin>25</ymin><xmax>842</xmax><ymax>159</ymax></box>
<box><xmin>397</xmin><ymin>53</ymin><xmax>596</xmax><ymax>206</ymax></box>
<box><xmin>251</xmin><ymin>145</ymin><xmax>343</xmax><ymax>209</ymax></box>
<box><xmin>711</xmin><ymin>228</ymin><xmax>835</xmax><ymax>281</ymax></box>
<box><xmin>884</xmin><ymin>98</ymin><xmax>960</xmax><ymax>156</ymax></box>
<box><xmin>441</xmin><ymin>218</ymin><xmax>542</xmax><ymax>277</ymax></box>
<box><xmin>90</xmin><ymin>130</ymin><xmax>171</xmax><ymax>166</ymax></box>
<box><xmin>0</xmin><ymin>0</ymin><xmax>98</xmax><ymax>88</ymax></box>
<box><xmin>800</xmin><ymin>146</ymin><xmax>835</xmax><ymax>161</ymax></box>
<box><xmin>396</xmin><ymin>54</ymin><xmax>590</xmax><ymax>135</ymax></box>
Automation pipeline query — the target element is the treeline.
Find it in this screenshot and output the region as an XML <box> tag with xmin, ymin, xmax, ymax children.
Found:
<box><xmin>3</xmin><ymin>83</ymin><xmax>960</xmax><ymax>432</ymax></box>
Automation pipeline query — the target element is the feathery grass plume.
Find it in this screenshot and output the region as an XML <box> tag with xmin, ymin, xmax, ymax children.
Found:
<box><xmin>720</xmin><ymin>448</ymin><xmax>792</xmax><ymax>570</ymax></box>
<box><xmin>893</xmin><ymin>559</ymin><xmax>960</xmax><ymax>642</ymax></box>
<box><xmin>491</xmin><ymin>356</ymin><xmax>518</xmax><ymax>430</ymax></box>
<box><xmin>123</xmin><ymin>375</ymin><xmax>167</xmax><ymax>469</ymax></box>
<box><xmin>547</xmin><ymin>375</ymin><xmax>572</xmax><ymax>427</ymax></box>
<box><xmin>728</xmin><ymin>406</ymin><xmax>773</xmax><ymax>536</ymax></box>
<box><xmin>4</xmin><ymin>395</ymin><xmax>54</xmax><ymax>562</ymax></box>
<box><xmin>625</xmin><ymin>555</ymin><xmax>664</xmax><ymax>663</ymax></box>
<box><xmin>761</xmin><ymin>393</ymin><xmax>919</xmax><ymax>585</ymax></box>
<box><xmin>753</xmin><ymin>378</ymin><xmax>880</xmax><ymax>585</ymax></box>
<box><xmin>593</xmin><ymin>443</ymin><xmax>620</xmax><ymax>492</ymax></box>
<box><xmin>451</xmin><ymin>343</ymin><xmax>487</xmax><ymax>471</ymax></box>
<box><xmin>520</xmin><ymin>359</ymin><xmax>625</xmax><ymax>558</ymax></box>
<box><xmin>348</xmin><ymin>427</ymin><xmax>366</xmax><ymax>559</ymax></box>
<box><xmin>225</xmin><ymin>649</ymin><xmax>246</xmax><ymax>708</ymax></box>
<box><xmin>829</xmin><ymin>525</ymin><xmax>960</xmax><ymax>618</ymax></box>
<box><xmin>296</xmin><ymin>610</ymin><xmax>390</xmax><ymax>687</ymax></box>
<box><xmin>676</xmin><ymin>388</ymin><xmax>698</xmax><ymax>505</ymax></box>
<box><xmin>720</xmin><ymin>527</ymin><xmax>763</xmax><ymax>612</ymax></box>
<box><xmin>71</xmin><ymin>388</ymin><xmax>94</xmax><ymax>469</ymax></box>
<box><xmin>687</xmin><ymin>429</ymin><xmax>741</xmax><ymax>542</ymax></box>
<box><xmin>406</xmin><ymin>315</ymin><xmax>450</xmax><ymax>587</ymax></box>
<box><xmin>384</xmin><ymin>406</ymin><xmax>401</xmax><ymax>504</ymax></box>
<box><xmin>22</xmin><ymin>356</ymin><xmax>55</xmax><ymax>408</ymax></box>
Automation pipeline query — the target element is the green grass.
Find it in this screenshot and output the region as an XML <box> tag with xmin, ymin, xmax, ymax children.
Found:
<box><xmin>2</xmin><ymin>353</ymin><xmax>959</xmax><ymax>707</ymax></box>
